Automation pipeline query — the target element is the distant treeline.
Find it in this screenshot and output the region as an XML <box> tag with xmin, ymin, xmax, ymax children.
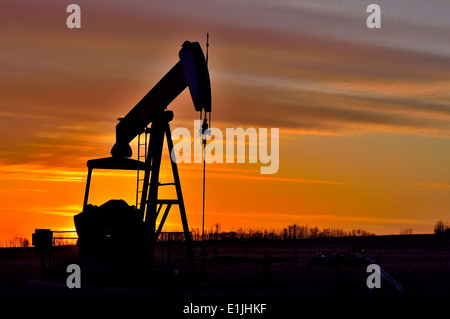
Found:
<box><xmin>16</xmin><ymin>220</ymin><xmax>450</xmax><ymax>247</ymax></box>
<box><xmin>190</xmin><ymin>224</ymin><xmax>376</xmax><ymax>241</ymax></box>
<box><xmin>0</xmin><ymin>236</ymin><xmax>30</xmax><ymax>248</ymax></box>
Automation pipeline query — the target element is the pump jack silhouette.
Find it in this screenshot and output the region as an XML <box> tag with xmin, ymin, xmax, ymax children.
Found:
<box><xmin>74</xmin><ymin>40</ymin><xmax>211</xmax><ymax>277</ymax></box>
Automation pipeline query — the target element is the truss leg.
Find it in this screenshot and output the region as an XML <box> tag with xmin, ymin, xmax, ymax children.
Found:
<box><xmin>166</xmin><ymin>124</ymin><xmax>195</xmax><ymax>272</ymax></box>
<box><xmin>139</xmin><ymin>117</ymin><xmax>194</xmax><ymax>274</ymax></box>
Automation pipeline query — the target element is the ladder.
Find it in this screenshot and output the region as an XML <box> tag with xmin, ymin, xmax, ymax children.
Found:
<box><xmin>136</xmin><ymin>127</ymin><xmax>149</xmax><ymax>209</ymax></box>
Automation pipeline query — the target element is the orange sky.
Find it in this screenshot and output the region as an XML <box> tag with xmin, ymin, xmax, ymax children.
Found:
<box><xmin>1</xmin><ymin>0</ymin><xmax>450</xmax><ymax>244</ymax></box>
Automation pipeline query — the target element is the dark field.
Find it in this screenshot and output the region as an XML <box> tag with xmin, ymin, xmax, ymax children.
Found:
<box><xmin>1</xmin><ymin>234</ymin><xmax>449</xmax><ymax>315</ymax></box>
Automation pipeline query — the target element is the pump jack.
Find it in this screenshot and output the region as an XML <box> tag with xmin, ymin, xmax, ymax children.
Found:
<box><xmin>74</xmin><ymin>41</ymin><xmax>211</xmax><ymax>277</ymax></box>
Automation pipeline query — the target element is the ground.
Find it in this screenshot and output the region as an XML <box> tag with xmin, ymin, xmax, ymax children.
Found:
<box><xmin>0</xmin><ymin>235</ymin><xmax>449</xmax><ymax>315</ymax></box>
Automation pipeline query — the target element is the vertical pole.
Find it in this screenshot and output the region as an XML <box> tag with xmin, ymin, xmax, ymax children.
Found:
<box><xmin>139</xmin><ymin>141</ymin><xmax>151</xmax><ymax>218</ymax></box>
<box><xmin>202</xmin><ymin>140</ymin><xmax>206</xmax><ymax>241</ymax></box>
<box><xmin>136</xmin><ymin>133</ymin><xmax>141</xmax><ymax>208</ymax></box>
<box><xmin>83</xmin><ymin>168</ymin><xmax>92</xmax><ymax>211</ymax></box>
<box><xmin>201</xmin><ymin>117</ymin><xmax>208</xmax><ymax>242</ymax></box>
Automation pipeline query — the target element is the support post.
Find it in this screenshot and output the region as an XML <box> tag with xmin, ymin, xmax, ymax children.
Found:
<box><xmin>139</xmin><ymin>116</ymin><xmax>194</xmax><ymax>273</ymax></box>
<box><xmin>83</xmin><ymin>168</ymin><xmax>92</xmax><ymax>211</ymax></box>
<box><xmin>166</xmin><ymin>124</ymin><xmax>195</xmax><ymax>272</ymax></box>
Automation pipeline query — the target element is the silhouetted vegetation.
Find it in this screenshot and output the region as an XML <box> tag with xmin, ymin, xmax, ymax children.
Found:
<box><xmin>434</xmin><ymin>220</ymin><xmax>450</xmax><ymax>235</ymax></box>
<box><xmin>1</xmin><ymin>236</ymin><xmax>30</xmax><ymax>248</ymax></box>
<box><xmin>190</xmin><ymin>223</ymin><xmax>376</xmax><ymax>241</ymax></box>
<box><xmin>400</xmin><ymin>228</ymin><xmax>413</xmax><ymax>235</ymax></box>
